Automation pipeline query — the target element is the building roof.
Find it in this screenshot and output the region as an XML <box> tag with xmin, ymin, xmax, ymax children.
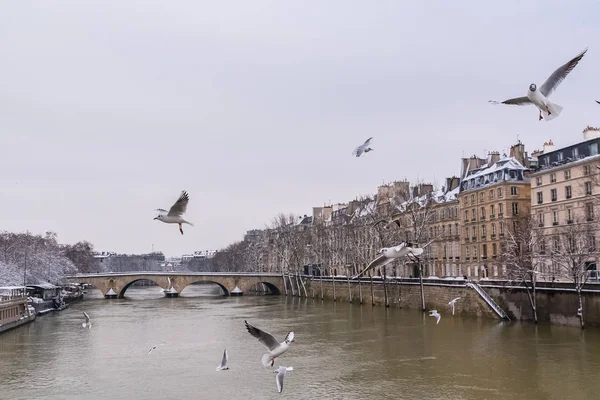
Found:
<box><xmin>27</xmin><ymin>283</ymin><xmax>59</xmax><ymax>290</ymax></box>
<box><xmin>460</xmin><ymin>156</ymin><xmax>528</xmax><ymax>193</ymax></box>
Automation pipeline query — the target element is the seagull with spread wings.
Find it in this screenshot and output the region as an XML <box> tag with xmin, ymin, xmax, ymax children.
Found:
<box><xmin>351</xmin><ymin>242</ymin><xmax>424</xmax><ymax>279</ymax></box>
<box><xmin>352</xmin><ymin>137</ymin><xmax>374</xmax><ymax>158</ymax></box>
<box><xmin>448</xmin><ymin>297</ymin><xmax>461</xmax><ymax>316</ymax></box>
<box><xmin>429</xmin><ymin>310</ymin><xmax>441</xmax><ymax>324</ymax></box>
<box><xmin>82</xmin><ymin>312</ymin><xmax>91</xmax><ymax>329</ymax></box>
<box><xmin>153</xmin><ymin>191</ymin><xmax>194</xmax><ymax>235</ymax></box>
<box><xmin>274</xmin><ymin>366</ymin><xmax>294</xmax><ymax>393</ymax></box>
<box><xmin>244</xmin><ymin>320</ymin><xmax>295</xmax><ymax>367</ymax></box>
<box><xmin>216</xmin><ymin>349</ymin><xmax>229</xmax><ymax>371</ymax></box>
<box><xmin>489</xmin><ymin>48</ymin><xmax>587</xmax><ymax>121</ymax></box>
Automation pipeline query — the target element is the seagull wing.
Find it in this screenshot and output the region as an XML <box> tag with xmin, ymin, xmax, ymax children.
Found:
<box><xmin>489</xmin><ymin>97</ymin><xmax>531</xmax><ymax>106</ymax></box>
<box><xmin>245</xmin><ymin>321</ymin><xmax>280</xmax><ymax>351</ymax></box>
<box><xmin>167</xmin><ymin>191</ymin><xmax>190</xmax><ymax>217</ymax></box>
<box><xmin>363</xmin><ymin>137</ymin><xmax>373</xmax><ymax>146</ymax></box>
<box><xmin>540</xmin><ymin>48</ymin><xmax>587</xmax><ymax>97</ymax></box>
<box><xmin>276</xmin><ymin>369</ymin><xmax>286</xmax><ymax>393</ymax></box>
<box><xmin>83</xmin><ymin>312</ymin><xmax>90</xmax><ymax>323</ymax></box>
<box><xmin>219</xmin><ymin>349</ymin><xmax>228</xmax><ymax>368</ymax></box>
<box><xmin>352</xmin><ymin>254</ymin><xmax>392</xmax><ymax>279</ymax></box>
<box><xmin>352</xmin><ymin>145</ymin><xmax>364</xmax><ymax>157</ymax></box>
<box><xmin>451</xmin><ymin>297</ymin><xmax>461</xmax><ymax>303</ymax></box>
<box><xmin>155</xmin><ymin>208</ymin><xmax>168</xmax><ymax>217</ymax></box>
<box><xmin>596</xmin><ymin>100</ymin><xmax>600</xmax><ymax>105</ymax></box>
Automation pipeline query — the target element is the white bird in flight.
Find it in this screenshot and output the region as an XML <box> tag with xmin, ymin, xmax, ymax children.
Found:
<box><xmin>352</xmin><ymin>137</ymin><xmax>374</xmax><ymax>158</ymax></box>
<box><xmin>153</xmin><ymin>191</ymin><xmax>194</xmax><ymax>235</ymax></box>
<box><xmin>352</xmin><ymin>242</ymin><xmax>424</xmax><ymax>279</ymax></box>
<box><xmin>244</xmin><ymin>320</ymin><xmax>295</xmax><ymax>367</ymax></box>
<box><xmin>429</xmin><ymin>310</ymin><xmax>441</xmax><ymax>324</ymax></box>
<box><xmin>274</xmin><ymin>366</ymin><xmax>294</xmax><ymax>393</ymax></box>
<box><xmin>596</xmin><ymin>100</ymin><xmax>600</xmax><ymax>105</ymax></box>
<box><xmin>147</xmin><ymin>346</ymin><xmax>157</xmax><ymax>355</ymax></box>
<box><xmin>489</xmin><ymin>48</ymin><xmax>587</xmax><ymax>121</ymax></box>
<box><xmin>448</xmin><ymin>297</ymin><xmax>461</xmax><ymax>316</ymax></box>
<box><xmin>82</xmin><ymin>312</ymin><xmax>91</xmax><ymax>329</ymax></box>
<box><xmin>216</xmin><ymin>349</ymin><xmax>229</xmax><ymax>371</ymax></box>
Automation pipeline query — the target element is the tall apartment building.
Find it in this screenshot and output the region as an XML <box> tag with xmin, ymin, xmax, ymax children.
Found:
<box><xmin>458</xmin><ymin>142</ymin><xmax>532</xmax><ymax>279</ymax></box>
<box><xmin>529</xmin><ymin>127</ymin><xmax>600</xmax><ymax>278</ymax></box>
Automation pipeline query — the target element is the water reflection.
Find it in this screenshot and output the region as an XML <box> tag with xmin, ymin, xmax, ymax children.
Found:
<box><xmin>0</xmin><ymin>288</ymin><xmax>599</xmax><ymax>400</ymax></box>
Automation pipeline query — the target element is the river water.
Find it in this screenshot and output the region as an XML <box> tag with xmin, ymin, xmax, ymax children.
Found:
<box><xmin>1</xmin><ymin>284</ymin><xmax>599</xmax><ymax>400</ymax></box>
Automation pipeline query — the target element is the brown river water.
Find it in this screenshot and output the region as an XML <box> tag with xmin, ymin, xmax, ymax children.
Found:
<box><xmin>1</xmin><ymin>284</ymin><xmax>599</xmax><ymax>400</ymax></box>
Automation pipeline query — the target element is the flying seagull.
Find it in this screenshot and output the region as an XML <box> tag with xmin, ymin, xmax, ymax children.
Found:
<box><xmin>596</xmin><ymin>100</ymin><xmax>600</xmax><ymax>105</ymax></box>
<box><xmin>351</xmin><ymin>242</ymin><xmax>424</xmax><ymax>279</ymax></box>
<box><xmin>216</xmin><ymin>349</ymin><xmax>229</xmax><ymax>371</ymax></box>
<box><xmin>147</xmin><ymin>346</ymin><xmax>157</xmax><ymax>355</ymax></box>
<box><xmin>244</xmin><ymin>320</ymin><xmax>295</xmax><ymax>367</ymax></box>
<box><xmin>489</xmin><ymin>48</ymin><xmax>587</xmax><ymax>121</ymax></box>
<box><xmin>448</xmin><ymin>297</ymin><xmax>461</xmax><ymax>316</ymax></box>
<box><xmin>153</xmin><ymin>191</ymin><xmax>194</xmax><ymax>235</ymax></box>
<box><xmin>82</xmin><ymin>312</ymin><xmax>91</xmax><ymax>329</ymax></box>
<box><xmin>274</xmin><ymin>366</ymin><xmax>294</xmax><ymax>393</ymax></box>
<box><xmin>429</xmin><ymin>310</ymin><xmax>441</xmax><ymax>324</ymax></box>
<box><xmin>352</xmin><ymin>137</ymin><xmax>374</xmax><ymax>158</ymax></box>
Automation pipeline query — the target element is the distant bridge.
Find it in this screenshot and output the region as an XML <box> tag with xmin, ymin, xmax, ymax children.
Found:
<box><xmin>67</xmin><ymin>272</ymin><xmax>284</xmax><ymax>298</ymax></box>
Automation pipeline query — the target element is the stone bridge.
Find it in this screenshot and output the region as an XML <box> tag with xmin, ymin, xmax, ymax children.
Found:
<box><xmin>67</xmin><ymin>272</ymin><xmax>284</xmax><ymax>298</ymax></box>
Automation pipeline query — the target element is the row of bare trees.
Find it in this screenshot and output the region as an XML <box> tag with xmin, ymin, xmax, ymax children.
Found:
<box><xmin>0</xmin><ymin>231</ymin><xmax>100</xmax><ymax>286</ymax></box>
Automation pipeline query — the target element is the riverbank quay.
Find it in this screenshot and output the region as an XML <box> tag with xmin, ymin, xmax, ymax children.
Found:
<box><xmin>0</xmin><ymin>286</ymin><xmax>36</xmax><ymax>334</ymax></box>
<box><xmin>293</xmin><ymin>275</ymin><xmax>600</xmax><ymax>328</ymax></box>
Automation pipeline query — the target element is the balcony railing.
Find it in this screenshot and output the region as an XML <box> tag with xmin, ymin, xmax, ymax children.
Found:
<box><xmin>490</xmin><ymin>214</ymin><xmax>496</xmax><ymax>220</ymax></box>
<box><xmin>491</xmin><ymin>234</ymin><xmax>496</xmax><ymax>239</ymax></box>
<box><xmin>498</xmin><ymin>213</ymin><xmax>504</xmax><ymax>218</ymax></box>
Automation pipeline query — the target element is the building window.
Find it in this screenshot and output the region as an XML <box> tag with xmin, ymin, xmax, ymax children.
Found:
<box><xmin>544</xmin><ymin>157</ymin><xmax>550</xmax><ymax>166</ymax></box>
<box><xmin>587</xmin><ymin>203</ymin><xmax>595</xmax><ymax>221</ymax></box>
<box><xmin>489</xmin><ymin>190</ymin><xmax>494</xmax><ymax>200</ymax></box>
<box><xmin>491</xmin><ymin>223</ymin><xmax>496</xmax><ymax>235</ymax></box>
<box><xmin>482</xmin><ymin>244</ymin><xmax>488</xmax><ymax>258</ymax></box>
<box><xmin>585</xmin><ymin>181</ymin><xmax>592</xmax><ymax>195</ymax></box>
<box><xmin>473</xmin><ymin>246</ymin><xmax>478</xmax><ymax>259</ymax></box>
<box><xmin>536</xmin><ymin>177</ymin><xmax>542</xmax><ymax>186</ymax></box>
<box><xmin>499</xmin><ymin>203</ymin><xmax>504</xmax><ymax>215</ymax></box>
<box><xmin>492</xmin><ymin>243</ymin><xmax>497</xmax><ymax>256</ymax></box>
<box><xmin>537</xmin><ymin>192</ymin><xmax>543</xmax><ymax>204</ymax></box>
<box><xmin>511</xmin><ymin>202</ymin><xmax>519</xmax><ymax>215</ymax></box>
<box><xmin>480</xmin><ymin>207</ymin><xmax>485</xmax><ymax>219</ymax></box>
<box><xmin>490</xmin><ymin>204</ymin><xmax>495</xmax><ymax>217</ymax></box>
<box><xmin>550</xmin><ymin>173</ymin><xmax>556</xmax><ymax>183</ymax></box>
<box><xmin>510</xmin><ymin>186</ymin><xmax>518</xmax><ymax>196</ymax></box>
<box><xmin>553</xmin><ymin>236</ymin><xmax>560</xmax><ymax>251</ymax></box>
<box><xmin>466</xmin><ymin>247</ymin><xmax>470</xmax><ymax>259</ymax></box>
<box><xmin>465</xmin><ymin>227</ymin><xmax>469</xmax><ymax>238</ymax></box>
<box><xmin>464</xmin><ymin>210</ymin><xmax>469</xmax><ymax>222</ymax></box>
<box><xmin>498</xmin><ymin>188</ymin><xmax>503</xmax><ymax>198</ymax></box>
<box><xmin>573</xmin><ymin>147</ymin><xmax>579</xmax><ymax>158</ymax></box>
<box><xmin>481</xmin><ymin>225</ymin><xmax>486</xmax><ymax>237</ymax></box>
<box><xmin>584</xmin><ymin>165</ymin><xmax>591</xmax><ymax>176</ymax></box>
<box><xmin>566</xmin><ymin>185</ymin><xmax>572</xmax><ymax>199</ymax></box>
<box><xmin>471</xmin><ymin>194</ymin><xmax>475</xmax><ymax>204</ymax></box>
<box><xmin>553</xmin><ymin>210</ymin><xmax>559</xmax><ymax>225</ymax></box>
<box><xmin>589</xmin><ymin>142</ymin><xmax>598</xmax><ymax>156</ymax></box>
<box><xmin>479</xmin><ymin>192</ymin><xmax>484</xmax><ymax>202</ymax></box>
<box><xmin>551</xmin><ymin>188</ymin><xmax>557</xmax><ymax>202</ymax></box>
<box><xmin>540</xmin><ymin>239</ymin><xmax>546</xmax><ymax>253</ymax></box>
<box><xmin>500</xmin><ymin>221</ymin><xmax>504</xmax><ymax>234</ymax></box>
<box><xmin>471</xmin><ymin>208</ymin><xmax>476</xmax><ymax>221</ymax></box>
<box><xmin>564</xmin><ymin>169</ymin><xmax>571</xmax><ymax>180</ymax></box>
<box><xmin>567</xmin><ymin>208</ymin><xmax>573</xmax><ymax>223</ymax></box>
<box><xmin>557</xmin><ymin>152</ymin><xmax>564</xmax><ymax>161</ymax></box>
<box><xmin>537</xmin><ymin>212</ymin><xmax>544</xmax><ymax>226</ymax></box>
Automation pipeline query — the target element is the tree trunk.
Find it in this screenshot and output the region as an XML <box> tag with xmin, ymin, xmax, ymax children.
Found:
<box><xmin>287</xmin><ymin>274</ymin><xmax>295</xmax><ymax>296</ymax></box>
<box><xmin>358</xmin><ymin>276</ymin><xmax>363</xmax><ymax>304</ymax></box>
<box><xmin>333</xmin><ymin>275</ymin><xmax>336</xmax><ymax>302</ymax></box>
<box><xmin>370</xmin><ymin>275</ymin><xmax>374</xmax><ymax>306</ymax></box>
<box><xmin>320</xmin><ymin>274</ymin><xmax>324</xmax><ymax>300</ymax></box>
<box><xmin>282</xmin><ymin>272</ymin><xmax>288</xmax><ymax>296</ymax></box>
<box><xmin>419</xmin><ymin>260</ymin><xmax>425</xmax><ymax>311</ymax></box>
<box><xmin>578</xmin><ymin>288</ymin><xmax>585</xmax><ymax>329</ymax></box>
<box><xmin>347</xmin><ymin>275</ymin><xmax>352</xmax><ymax>303</ymax></box>
<box><xmin>532</xmin><ymin>272</ymin><xmax>538</xmax><ymax>324</ymax></box>
<box><xmin>383</xmin><ymin>266</ymin><xmax>389</xmax><ymax>307</ymax></box>
<box><xmin>299</xmin><ymin>272</ymin><xmax>308</xmax><ymax>297</ymax></box>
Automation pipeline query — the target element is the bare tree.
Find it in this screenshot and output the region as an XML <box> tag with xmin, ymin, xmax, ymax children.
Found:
<box><xmin>550</xmin><ymin>216</ymin><xmax>600</xmax><ymax>329</ymax></box>
<box><xmin>500</xmin><ymin>216</ymin><xmax>542</xmax><ymax>323</ymax></box>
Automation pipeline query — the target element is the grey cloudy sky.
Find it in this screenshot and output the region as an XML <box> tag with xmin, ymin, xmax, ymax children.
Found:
<box><xmin>1</xmin><ymin>1</ymin><xmax>599</xmax><ymax>257</ymax></box>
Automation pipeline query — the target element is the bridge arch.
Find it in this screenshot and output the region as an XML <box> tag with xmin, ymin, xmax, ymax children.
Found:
<box><xmin>119</xmin><ymin>278</ymin><xmax>163</xmax><ymax>298</ymax></box>
<box><xmin>247</xmin><ymin>281</ymin><xmax>281</xmax><ymax>295</ymax></box>
<box><xmin>180</xmin><ymin>280</ymin><xmax>229</xmax><ymax>296</ymax></box>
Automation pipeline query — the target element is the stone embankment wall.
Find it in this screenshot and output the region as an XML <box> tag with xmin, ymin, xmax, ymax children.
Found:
<box><xmin>303</xmin><ymin>278</ymin><xmax>498</xmax><ymax>319</ymax></box>
<box><xmin>301</xmin><ymin>277</ymin><xmax>600</xmax><ymax>328</ymax></box>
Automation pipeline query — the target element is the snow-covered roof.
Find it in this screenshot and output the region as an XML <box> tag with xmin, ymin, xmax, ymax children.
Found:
<box><xmin>460</xmin><ymin>156</ymin><xmax>528</xmax><ymax>193</ymax></box>
<box><xmin>0</xmin><ymin>286</ymin><xmax>27</xmax><ymax>290</ymax></box>
<box><xmin>27</xmin><ymin>283</ymin><xmax>59</xmax><ymax>290</ymax></box>
<box><xmin>431</xmin><ymin>185</ymin><xmax>460</xmax><ymax>204</ymax></box>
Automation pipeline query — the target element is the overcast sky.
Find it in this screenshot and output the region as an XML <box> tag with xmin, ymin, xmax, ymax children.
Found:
<box><xmin>1</xmin><ymin>1</ymin><xmax>599</xmax><ymax>257</ymax></box>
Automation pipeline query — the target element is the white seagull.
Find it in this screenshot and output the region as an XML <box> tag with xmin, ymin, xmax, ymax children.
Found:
<box><xmin>82</xmin><ymin>312</ymin><xmax>91</xmax><ymax>329</ymax></box>
<box><xmin>448</xmin><ymin>297</ymin><xmax>461</xmax><ymax>316</ymax></box>
<box><xmin>352</xmin><ymin>137</ymin><xmax>374</xmax><ymax>158</ymax></box>
<box><xmin>147</xmin><ymin>346</ymin><xmax>157</xmax><ymax>355</ymax></box>
<box><xmin>429</xmin><ymin>310</ymin><xmax>441</xmax><ymax>324</ymax></box>
<box><xmin>274</xmin><ymin>366</ymin><xmax>294</xmax><ymax>393</ymax></box>
<box><xmin>352</xmin><ymin>242</ymin><xmax>424</xmax><ymax>279</ymax></box>
<box><xmin>244</xmin><ymin>320</ymin><xmax>295</xmax><ymax>367</ymax></box>
<box><xmin>489</xmin><ymin>48</ymin><xmax>587</xmax><ymax>121</ymax></box>
<box><xmin>216</xmin><ymin>349</ymin><xmax>229</xmax><ymax>371</ymax></box>
<box><xmin>153</xmin><ymin>191</ymin><xmax>194</xmax><ymax>235</ymax></box>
